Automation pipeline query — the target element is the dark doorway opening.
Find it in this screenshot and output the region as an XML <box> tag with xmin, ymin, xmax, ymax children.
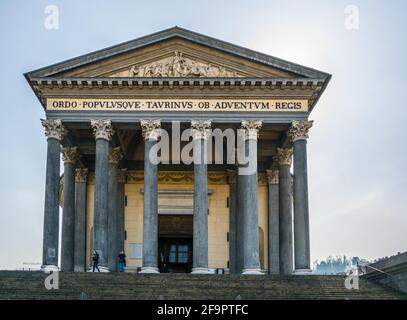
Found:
<box><xmin>158</xmin><ymin>215</ymin><xmax>193</xmax><ymax>273</ymax></box>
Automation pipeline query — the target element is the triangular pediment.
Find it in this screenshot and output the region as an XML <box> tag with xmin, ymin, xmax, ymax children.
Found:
<box><xmin>25</xmin><ymin>27</ymin><xmax>330</xmax><ymax>80</ymax></box>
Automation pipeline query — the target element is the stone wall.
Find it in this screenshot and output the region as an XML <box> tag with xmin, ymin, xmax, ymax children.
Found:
<box><xmin>363</xmin><ymin>252</ymin><xmax>407</xmax><ymax>294</ymax></box>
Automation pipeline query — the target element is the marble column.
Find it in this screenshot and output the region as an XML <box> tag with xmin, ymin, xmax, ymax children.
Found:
<box><xmin>236</xmin><ymin>167</ymin><xmax>244</xmax><ymax>273</ymax></box>
<box><xmin>140</xmin><ymin>119</ymin><xmax>161</xmax><ymax>273</ymax></box>
<box><xmin>239</xmin><ymin>120</ymin><xmax>263</xmax><ymax>275</ymax></box>
<box><xmin>191</xmin><ymin>120</ymin><xmax>211</xmax><ymax>274</ymax></box>
<box><xmin>227</xmin><ymin>169</ymin><xmax>237</xmax><ymax>274</ymax></box>
<box><xmin>266</xmin><ymin>169</ymin><xmax>280</xmax><ymax>275</ymax></box>
<box><xmin>61</xmin><ymin>147</ymin><xmax>80</xmax><ymax>271</ymax></box>
<box><xmin>288</xmin><ymin>120</ymin><xmax>313</xmax><ymax>272</ymax></box>
<box><xmin>275</xmin><ymin>148</ymin><xmax>294</xmax><ymax>275</ymax></box>
<box><xmin>90</xmin><ymin>119</ymin><xmax>114</xmax><ymax>272</ymax></box>
<box><xmin>107</xmin><ymin>147</ymin><xmax>123</xmax><ymax>272</ymax></box>
<box><xmin>117</xmin><ymin>168</ymin><xmax>127</xmax><ymax>254</ymax></box>
<box><xmin>40</xmin><ymin>119</ymin><xmax>66</xmax><ymax>270</ymax></box>
<box><xmin>74</xmin><ymin>168</ymin><xmax>88</xmax><ymax>272</ymax></box>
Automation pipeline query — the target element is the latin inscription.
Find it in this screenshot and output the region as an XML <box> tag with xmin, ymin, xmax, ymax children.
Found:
<box><xmin>46</xmin><ymin>98</ymin><xmax>308</xmax><ymax>112</ymax></box>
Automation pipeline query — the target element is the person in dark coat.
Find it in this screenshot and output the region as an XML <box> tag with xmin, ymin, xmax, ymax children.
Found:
<box><xmin>118</xmin><ymin>251</ymin><xmax>126</xmax><ymax>272</ymax></box>
<box><xmin>92</xmin><ymin>250</ymin><xmax>100</xmax><ymax>272</ymax></box>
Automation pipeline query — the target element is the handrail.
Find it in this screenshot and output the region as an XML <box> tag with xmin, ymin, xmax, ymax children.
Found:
<box><xmin>358</xmin><ymin>262</ymin><xmax>394</xmax><ymax>279</ymax></box>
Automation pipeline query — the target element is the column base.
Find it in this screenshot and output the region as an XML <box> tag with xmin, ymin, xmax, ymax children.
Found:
<box><xmin>293</xmin><ymin>268</ymin><xmax>312</xmax><ymax>275</ymax></box>
<box><xmin>191</xmin><ymin>267</ymin><xmax>211</xmax><ymax>274</ymax></box>
<box><xmin>242</xmin><ymin>268</ymin><xmax>264</xmax><ymax>275</ymax></box>
<box><xmin>139</xmin><ymin>266</ymin><xmax>160</xmax><ymax>274</ymax></box>
<box><xmin>86</xmin><ymin>266</ymin><xmax>110</xmax><ymax>273</ymax></box>
<box><xmin>40</xmin><ymin>265</ymin><xmax>59</xmax><ymax>272</ymax></box>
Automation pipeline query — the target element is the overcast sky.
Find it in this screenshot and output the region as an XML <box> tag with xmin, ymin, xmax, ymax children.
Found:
<box><xmin>0</xmin><ymin>0</ymin><xmax>406</xmax><ymax>269</ymax></box>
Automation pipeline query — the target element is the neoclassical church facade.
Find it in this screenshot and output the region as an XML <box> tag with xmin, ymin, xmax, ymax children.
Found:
<box><xmin>25</xmin><ymin>27</ymin><xmax>330</xmax><ymax>274</ymax></box>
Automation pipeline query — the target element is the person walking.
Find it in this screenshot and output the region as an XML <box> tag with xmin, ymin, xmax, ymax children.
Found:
<box><xmin>92</xmin><ymin>250</ymin><xmax>100</xmax><ymax>272</ymax></box>
<box><xmin>118</xmin><ymin>251</ymin><xmax>126</xmax><ymax>272</ymax></box>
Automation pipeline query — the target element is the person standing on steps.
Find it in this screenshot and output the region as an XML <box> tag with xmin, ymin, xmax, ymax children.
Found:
<box><xmin>92</xmin><ymin>250</ymin><xmax>100</xmax><ymax>272</ymax></box>
<box><xmin>118</xmin><ymin>251</ymin><xmax>126</xmax><ymax>272</ymax></box>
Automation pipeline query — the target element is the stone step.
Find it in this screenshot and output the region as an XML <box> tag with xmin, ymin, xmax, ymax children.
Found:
<box><xmin>0</xmin><ymin>271</ymin><xmax>405</xmax><ymax>300</ymax></box>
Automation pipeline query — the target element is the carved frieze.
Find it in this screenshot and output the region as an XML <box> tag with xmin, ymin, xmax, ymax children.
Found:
<box><xmin>110</xmin><ymin>51</ymin><xmax>242</xmax><ymax>78</ymax></box>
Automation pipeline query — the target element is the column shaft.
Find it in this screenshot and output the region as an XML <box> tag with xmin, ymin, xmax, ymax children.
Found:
<box><xmin>267</xmin><ymin>170</ymin><xmax>280</xmax><ymax>274</ymax></box>
<box><xmin>293</xmin><ymin>139</ymin><xmax>310</xmax><ymax>270</ymax></box>
<box><xmin>42</xmin><ymin>137</ymin><xmax>61</xmax><ymax>268</ymax></box>
<box><xmin>227</xmin><ymin>171</ymin><xmax>237</xmax><ymax>274</ymax></box>
<box><xmin>241</xmin><ymin>138</ymin><xmax>261</xmax><ymax>274</ymax></box>
<box><xmin>117</xmin><ymin>170</ymin><xmax>126</xmax><ymax>253</ymax></box>
<box><xmin>61</xmin><ymin>161</ymin><xmax>76</xmax><ymax>271</ymax></box>
<box><xmin>192</xmin><ymin>138</ymin><xmax>209</xmax><ymax>273</ymax></box>
<box><xmin>74</xmin><ymin>169</ymin><xmax>87</xmax><ymax>272</ymax></box>
<box><xmin>107</xmin><ymin>162</ymin><xmax>119</xmax><ymax>271</ymax></box>
<box><xmin>141</xmin><ymin>138</ymin><xmax>159</xmax><ymax>272</ymax></box>
<box><xmin>236</xmin><ymin>171</ymin><xmax>244</xmax><ymax>273</ymax></box>
<box><xmin>279</xmin><ymin>163</ymin><xmax>293</xmax><ymax>275</ymax></box>
<box><xmin>93</xmin><ymin>138</ymin><xmax>109</xmax><ymax>270</ymax></box>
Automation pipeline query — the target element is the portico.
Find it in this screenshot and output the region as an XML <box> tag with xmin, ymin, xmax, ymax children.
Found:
<box><xmin>26</xmin><ymin>27</ymin><xmax>330</xmax><ymax>275</ymax></box>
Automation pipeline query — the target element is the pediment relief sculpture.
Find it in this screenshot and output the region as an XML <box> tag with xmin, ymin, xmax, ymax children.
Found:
<box><xmin>110</xmin><ymin>51</ymin><xmax>243</xmax><ymax>77</ymax></box>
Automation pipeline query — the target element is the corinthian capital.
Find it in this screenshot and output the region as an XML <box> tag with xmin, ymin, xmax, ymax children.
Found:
<box><xmin>266</xmin><ymin>169</ymin><xmax>279</xmax><ymax>185</ymax></box>
<box><xmin>118</xmin><ymin>168</ymin><xmax>128</xmax><ymax>183</ymax></box>
<box><xmin>240</xmin><ymin>120</ymin><xmax>262</xmax><ymax>140</ymax></box>
<box><xmin>191</xmin><ymin>120</ymin><xmax>211</xmax><ymax>140</ymax></box>
<box><xmin>274</xmin><ymin>148</ymin><xmax>293</xmax><ymax>166</ymax></box>
<box><xmin>61</xmin><ymin>146</ymin><xmax>80</xmax><ymax>164</ymax></box>
<box><xmin>226</xmin><ymin>169</ymin><xmax>237</xmax><ymax>184</ymax></box>
<box><xmin>287</xmin><ymin>120</ymin><xmax>313</xmax><ymax>142</ymax></box>
<box><xmin>90</xmin><ymin>119</ymin><xmax>114</xmax><ymax>141</ymax></box>
<box><xmin>140</xmin><ymin>119</ymin><xmax>161</xmax><ymax>140</ymax></box>
<box><xmin>41</xmin><ymin>119</ymin><xmax>66</xmax><ymax>141</ymax></box>
<box><xmin>108</xmin><ymin>147</ymin><xmax>123</xmax><ymax>165</ymax></box>
<box><xmin>75</xmin><ymin>168</ymin><xmax>88</xmax><ymax>183</ymax></box>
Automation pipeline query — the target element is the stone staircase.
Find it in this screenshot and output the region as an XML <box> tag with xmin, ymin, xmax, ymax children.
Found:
<box><xmin>0</xmin><ymin>271</ymin><xmax>405</xmax><ymax>300</ymax></box>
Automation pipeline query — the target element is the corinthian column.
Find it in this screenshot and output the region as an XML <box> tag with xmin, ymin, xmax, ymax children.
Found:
<box><xmin>239</xmin><ymin>120</ymin><xmax>263</xmax><ymax>275</ymax></box>
<box><xmin>74</xmin><ymin>168</ymin><xmax>88</xmax><ymax>272</ymax></box>
<box><xmin>275</xmin><ymin>148</ymin><xmax>293</xmax><ymax>275</ymax></box>
<box><xmin>90</xmin><ymin>119</ymin><xmax>114</xmax><ymax>272</ymax></box>
<box><xmin>117</xmin><ymin>169</ymin><xmax>127</xmax><ymax>254</ymax></box>
<box><xmin>40</xmin><ymin>119</ymin><xmax>66</xmax><ymax>270</ymax></box>
<box><xmin>191</xmin><ymin>120</ymin><xmax>211</xmax><ymax>274</ymax></box>
<box><xmin>266</xmin><ymin>169</ymin><xmax>280</xmax><ymax>275</ymax></box>
<box><xmin>140</xmin><ymin>119</ymin><xmax>161</xmax><ymax>273</ymax></box>
<box><xmin>61</xmin><ymin>147</ymin><xmax>80</xmax><ymax>271</ymax></box>
<box><xmin>107</xmin><ymin>147</ymin><xmax>123</xmax><ymax>272</ymax></box>
<box><xmin>288</xmin><ymin>120</ymin><xmax>313</xmax><ymax>272</ymax></box>
<box><xmin>227</xmin><ymin>169</ymin><xmax>237</xmax><ymax>274</ymax></box>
